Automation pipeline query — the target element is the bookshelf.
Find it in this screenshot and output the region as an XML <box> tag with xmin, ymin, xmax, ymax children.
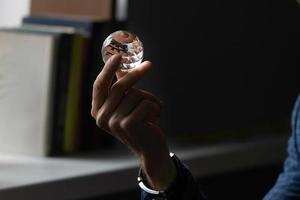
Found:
<box><xmin>0</xmin><ymin>2</ymin><xmax>125</xmax><ymax>156</ymax></box>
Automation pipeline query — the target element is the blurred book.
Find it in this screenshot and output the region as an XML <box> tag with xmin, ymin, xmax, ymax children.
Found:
<box><xmin>19</xmin><ymin>24</ymin><xmax>88</xmax><ymax>154</ymax></box>
<box><xmin>22</xmin><ymin>15</ymin><xmax>126</xmax><ymax>150</ymax></box>
<box><xmin>30</xmin><ymin>0</ymin><xmax>113</xmax><ymax>21</ymax></box>
<box><xmin>0</xmin><ymin>29</ymin><xmax>60</xmax><ymax>156</ymax></box>
<box><xmin>63</xmin><ymin>30</ymin><xmax>87</xmax><ymax>154</ymax></box>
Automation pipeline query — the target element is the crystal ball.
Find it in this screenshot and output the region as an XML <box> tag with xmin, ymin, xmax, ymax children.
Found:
<box><xmin>101</xmin><ymin>30</ymin><xmax>144</xmax><ymax>72</ymax></box>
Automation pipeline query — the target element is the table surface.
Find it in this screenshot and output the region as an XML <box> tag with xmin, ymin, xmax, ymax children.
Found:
<box><xmin>0</xmin><ymin>135</ymin><xmax>288</xmax><ymax>200</ymax></box>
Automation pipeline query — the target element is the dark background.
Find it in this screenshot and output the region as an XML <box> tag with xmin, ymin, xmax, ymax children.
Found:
<box><xmin>125</xmin><ymin>0</ymin><xmax>300</xmax><ymax>141</ymax></box>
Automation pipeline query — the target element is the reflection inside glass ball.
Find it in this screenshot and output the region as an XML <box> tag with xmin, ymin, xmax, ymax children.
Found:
<box><xmin>101</xmin><ymin>30</ymin><xmax>144</xmax><ymax>72</ymax></box>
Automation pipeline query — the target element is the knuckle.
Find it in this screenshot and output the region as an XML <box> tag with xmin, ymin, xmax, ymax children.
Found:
<box><xmin>91</xmin><ymin>108</ymin><xmax>96</xmax><ymax>118</ymax></box>
<box><xmin>96</xmin><ymin>112</ymin><xmax>108</xmax><ymax>129</ymax></box>
<box><xmin>93</xmin><ymin>80</ymin><xmax>104</xmax><ymax>93</ymax></box>
<box><xmin>108</xmin><ymin>117</ymin><xmax>121</xmax><ymax>132</ymax></box>
<box><xmin>120</xmin><ymin>118</ymin><xmax>135</xmax><ymax>131</ymax></box>
<box><xmin>90</xmin><ymin>102</ymin><xmax>98</xmax><ymax>118</ymax></box>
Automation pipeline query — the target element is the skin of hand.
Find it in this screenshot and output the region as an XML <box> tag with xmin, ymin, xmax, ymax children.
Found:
<box><xmin>91</xmin><ymin>55</ymin><xmax>176</xmax><ymax>190</ymax></box>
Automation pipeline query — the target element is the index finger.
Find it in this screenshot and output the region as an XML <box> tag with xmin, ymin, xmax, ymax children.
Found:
<box><xmin>92</xmin><ymin>55</ymin><xmax>122</xmax><ymax>116</ymax></box>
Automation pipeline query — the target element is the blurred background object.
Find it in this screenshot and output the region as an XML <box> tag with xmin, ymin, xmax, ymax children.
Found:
<box><xmin>0</xmin><ymin>0</ymin><xmax>128</xmax><ymax>156</ymax></box>
<box><xmin>0</xmin><ymin>0</ymin><xmax>30</xmax><ymax>27</ymax></box>
<box><xmin>30</xmin><ymin>0</ymin><xmax>112</xmax><ymax>21</ymax></box>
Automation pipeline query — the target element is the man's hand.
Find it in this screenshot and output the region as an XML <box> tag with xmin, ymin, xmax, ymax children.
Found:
<box><xmin>91</xmin><ymin>55</ymin><xmax>176</xmax><ymax>190</ymax></box>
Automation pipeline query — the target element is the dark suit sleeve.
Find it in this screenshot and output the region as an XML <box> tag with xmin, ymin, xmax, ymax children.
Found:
<box><xmin>140</xmin><ymin>154</ymin><xmax>207</xmax><ymax>200</ymax></box>
<box><xmin>263</xmin><ymin>94</ymin><xmax>300</xmax><ymax>200</ymax></box>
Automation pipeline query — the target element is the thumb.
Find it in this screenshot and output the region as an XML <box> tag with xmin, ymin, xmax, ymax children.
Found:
<box><xmin>116</xmin><ymin>61</ymin><xmax>152</xmax><ymax>80</ymax></box>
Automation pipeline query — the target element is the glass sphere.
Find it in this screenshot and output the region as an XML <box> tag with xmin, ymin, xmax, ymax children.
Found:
<box><xmin>101</xmin><ymin>30</ymin><xmax>144</xmax><ymax>72</ymax></box>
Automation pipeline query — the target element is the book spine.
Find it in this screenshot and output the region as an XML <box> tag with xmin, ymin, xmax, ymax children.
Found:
<box><xmin>63</xmin><ymin>33</ymin><xmax>84</xmax><ymax>153</ymax></box>
<box><xmin>50</xmin><ymin>34</ymin><xmax>73</xmax><ymax>155</ymax></box>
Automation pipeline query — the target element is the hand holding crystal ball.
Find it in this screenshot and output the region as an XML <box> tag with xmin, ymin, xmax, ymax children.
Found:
<box><xmin>101</xmin><ymin>30</ymin><xmax>144</xmax><ymax>72</ymax></box>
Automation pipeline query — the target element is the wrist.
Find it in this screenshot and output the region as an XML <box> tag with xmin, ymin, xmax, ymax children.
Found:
<box><xmin>139</xmin><ymin>148</ymin><xmax>177</xmax><ymax>190</ymax></box>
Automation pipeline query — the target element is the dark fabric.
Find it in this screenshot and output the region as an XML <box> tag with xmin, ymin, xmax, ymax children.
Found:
<box><xmin>140</xmin><ymin>154</ymin><xmax>207</xmax><ymax>200</ymax></box>
<box><xmin>263</xmin><ymin>94</ymin><xmax>300</xmax><ymax>199</ymax></box>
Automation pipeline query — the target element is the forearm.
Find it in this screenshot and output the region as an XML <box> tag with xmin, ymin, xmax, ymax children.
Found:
<box><xmin>138</xmin><ymin>142</ymin><xmax>177</xmax><ymax>190</ymax></box>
